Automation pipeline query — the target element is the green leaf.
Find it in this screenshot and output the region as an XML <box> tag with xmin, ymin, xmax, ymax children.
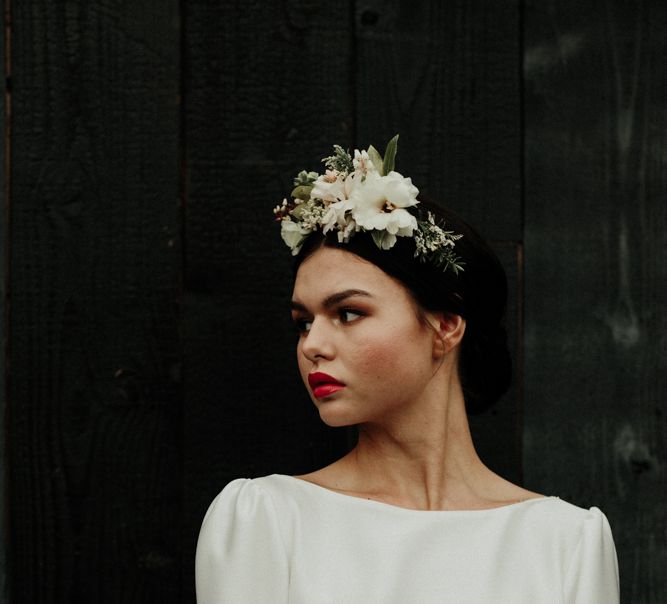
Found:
<box><xmin>293</xmin><ymin>170</ymin><xmax>318</xmax><ymax>186</ymax></box>
<box><xmin>371</xmin><ymin>230</ymin><xmax>393</xmax><ymax>250</ymax></box>
<box><xmin>291</xmin><ymin>184</ymin><xmax>313</xmax><ymax>201</ymax></box>
<box><xmin>382</xmin><ymin>134</ymin><xmax>399</xmax><ymax>174</ymax></box>
<box><xmin>367</xmin><ymin>145</ymin><xmax>384</xmax><ymax>175</ymax></box>
<box><xmin>290</xmin><ymin>204</ymin><xmax>305</xmax><ymax>219</ymax></box>
<box><xmin>322</xmin><ymin>145</ymin><xmax>353</xmax><ymax>173</ymax></box>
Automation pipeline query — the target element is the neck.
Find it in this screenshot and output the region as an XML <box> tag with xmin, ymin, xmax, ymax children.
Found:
<box><xmin>340</xmin><ymin>372</ymin><xmax>498</xmax><ymax>510</ymax></box>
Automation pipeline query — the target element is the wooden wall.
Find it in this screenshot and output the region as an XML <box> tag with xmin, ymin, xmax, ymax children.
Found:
<box><xmin>1</xmin><ymin>2</ymin><xmax>7</xmax><ymax>602</ymax></box>
<box><xmin>523</xmin><ymin>1</ymin><xmax>667</xmax><ymax>601</ymax></box>
<box><xmin>6</xmin><ymin>1</ymin><xmax>182</xmax><ymax>602</ymax></box>
<box><xmin>2</xmin><ymin>1</ymin><xmax>664</xmax><ymax>602</ymax></box>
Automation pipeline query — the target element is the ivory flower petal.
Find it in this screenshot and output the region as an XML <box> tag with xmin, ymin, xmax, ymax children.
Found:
<box><xmin>353</xmin><ymin>149</ymin><xmax>376</xmax><ymax>174</ymax></box>
<box><xmin>311</xmin><ymin>175</ymin><xmax>346</xmax><ymax>203</ymax></box>
<box><xmin>311</xmin><ymin>170</ymin><xmax>361</xmax><ymax>204</ymax></box>
<box><xmin>280</xmin><ymin>220</ymin><xmax>311</xmax><ymax>254</ymax></box>
<box><xmin>346</xmin><ymin>171</ymin><xmax>419</xmax><ymax>243</ymax></box>
<box><xmin>383</xmin><ymin>171</ymin><xmax>420</xmax><ymax>207</ymax></box>
<box><xmin>354</xmin><ymin>206</ymin><xmax>417</xmax><ymax>236</ymax></box>
<box><xmin>321</xmin><ymin>199</ymin><xmax>352</xmax><ymax>233</ymax></box>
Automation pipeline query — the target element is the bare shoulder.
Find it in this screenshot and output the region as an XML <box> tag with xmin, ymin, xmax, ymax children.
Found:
<box><xmin>485</xmin><ymin>471</ymin><xmax>546</xmax><ymax>504</ymax></box>
<box><xmin>292</xmin><ymin>461</ymin><xmax>359</xmax><ymax>495</ymax></box>
<box><xmin>293</xmin><ymin>456</ymin><xmax>549</xmax><ymax>510</ymax></box>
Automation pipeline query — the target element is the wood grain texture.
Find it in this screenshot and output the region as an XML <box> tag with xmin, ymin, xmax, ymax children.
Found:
<box><xmin>354</xmin><ymin>0</ymin><xmax>521</xmax><ymax>242</ymax></box>
<box><xmin>355</xmin><ymin>0</ymin><xmax>524</xmax><ymax>483</ymax></box>
<box><xmin>9</xmin><ymin>1</ymin><xmax>182</xmax><ymax>602</ymax></box>
<box><xmin>182</xmin><ymin>1</ymin><xmax>355</xmax><ymax>600</ymax></box>
<box><xmin>1</xmin><ymin>2</ymin><xmax>8</xmax><ymax>602</ymax></box>
<box><xmin>523</xmin><ymin>1</ymin><xmax>667</xmax><ymax>602</ymax></box>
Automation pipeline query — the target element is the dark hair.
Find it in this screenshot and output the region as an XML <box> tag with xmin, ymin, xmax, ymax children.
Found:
<box><xmin>293</xmin><ymin>200</ymin><xmax>511</xmax><ymax>415</ymax></box>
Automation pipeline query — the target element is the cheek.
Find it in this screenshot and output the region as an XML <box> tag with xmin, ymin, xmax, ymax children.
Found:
<box><xmin>355</xmin><ymin>340</ymin><xmax>395</xmax><ymax>377</ymax></box>
<box><xmin>296</xmin><ymin>340</ymin><xmax>308</xmax><ymax>378</ymax></box>
<box><xmin>353</xmin><ymin>324</ymin><xmax>431</xmax><ymax>384</ymax></box>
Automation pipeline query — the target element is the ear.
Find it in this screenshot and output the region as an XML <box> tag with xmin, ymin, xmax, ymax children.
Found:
<box><xmin>429</xmin><ymin>313</ymin><xmax>466</xmax><ymax>359</ymax></box>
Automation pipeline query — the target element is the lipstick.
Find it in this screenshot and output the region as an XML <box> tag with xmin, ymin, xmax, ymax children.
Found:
<box><xmin>308</xmin><ymin>372</ymin><xmax>346</xmax><ymax>399</ymax></box>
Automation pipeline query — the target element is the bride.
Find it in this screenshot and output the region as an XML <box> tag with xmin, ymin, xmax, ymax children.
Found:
<box><xmin>195</xmin><ymin>137</ymin><xmax>619</xmax><ymax>603</ymax></box>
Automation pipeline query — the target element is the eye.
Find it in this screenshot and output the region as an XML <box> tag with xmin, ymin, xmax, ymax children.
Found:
<box><xmin>292</xmin><ymin>317</ymin><xmax>312</xmax><ymax>334</ymax></box>
<box><xmin>338</xmin><ymin>308</ymin><xmax>364</xmax><ymax>324</ymax></box>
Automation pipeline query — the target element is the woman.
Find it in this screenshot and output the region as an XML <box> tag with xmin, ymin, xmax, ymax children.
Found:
<box><xmin>195</xmin><ymin>137</ymin><xmax>619</xmax><ymax>603</ymax></box>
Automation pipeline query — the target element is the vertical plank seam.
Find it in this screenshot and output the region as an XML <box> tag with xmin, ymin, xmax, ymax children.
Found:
<box><xmin>517</xmin><ymin>0</ymin><xmax>525</xmax><ymax>486</ymax></box>
<box><xmin>349</xmin><ymin>0</ymin><xmax>358</xmax><ymax>148</ymax></box>
<box><xmin>516</xmin><ymin>242</ymin><xmax>525</xmax><ymax>487</ymax></box>
<box><xmin>177</xmin><ymin>0</ymin><xmax>187</xmax><ymax>598</ymax></box>
<box><xmin>1</xmin><ymin>0</ymin><xmax>10</xmax><ymax>600</ymax></box>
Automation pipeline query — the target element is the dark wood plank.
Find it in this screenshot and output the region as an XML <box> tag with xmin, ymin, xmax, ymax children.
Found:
<box><xmin>0</xmin><ymin>2</ymin><xmax>8</xmax><ymax>602</ymax></box>
<box><xmin>354</xmin><ymin>0</ymin><xmax>524</xmax><ymax>484</ymax></box>
<box><xmin>523</xmin><ymin>2</ymin><xmax>667</xmax><ymax>602</ymax></box>
<box><xmin>183</xmin><ymin>2</ymin><xmax>355</xmax><ymax>600</ymax></box>
<box><xmin>354</xmin><ymin>0</ymin><xmax>521</xmax><ymax>242</ymax></box>
<box><xmin>9</xmin><ymin>2</ymin><xmax>181</xmax><ymax>602</ymax></box>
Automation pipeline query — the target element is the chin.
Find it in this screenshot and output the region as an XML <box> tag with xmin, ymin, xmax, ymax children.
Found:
<box><xmin>316</xmin><ymin>403</ymin><xmax>360</xmax><ymax>428</ymax></box>
<box><xmin>320</xmin><ymin>416</ymin><xmax>358</xmax><ymax>428</ymax></box>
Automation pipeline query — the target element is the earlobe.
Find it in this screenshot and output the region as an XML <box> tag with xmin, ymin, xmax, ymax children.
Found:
<box><xmin>431</xmin><ymin>313</ymin><xmax>466</xmax><ymax>358</ymax></box>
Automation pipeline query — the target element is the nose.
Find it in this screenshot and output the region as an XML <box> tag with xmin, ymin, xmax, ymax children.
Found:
<box><xmin>300</xmin><ymin>317</ymin><xmax>335</xmax><ymax>362</ymax></box>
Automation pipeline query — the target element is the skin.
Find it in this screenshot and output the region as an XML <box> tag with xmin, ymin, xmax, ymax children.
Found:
<box><xmin>291</xmin><ymin>246</ymin><xmax>543</xmax><ymax>511</ymax></box>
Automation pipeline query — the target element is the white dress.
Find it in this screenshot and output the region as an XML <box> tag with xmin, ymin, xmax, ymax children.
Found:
<box><xmin>195</xmin><ymin>474</ymin><xmax>619</xmax><ymax>604</ymax></box>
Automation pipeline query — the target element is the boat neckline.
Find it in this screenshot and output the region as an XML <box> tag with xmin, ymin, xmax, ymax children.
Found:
<box><xmin>274</xmin><ymin>474</ymin><xmax>555</xmax><ymax>514</ymax></box>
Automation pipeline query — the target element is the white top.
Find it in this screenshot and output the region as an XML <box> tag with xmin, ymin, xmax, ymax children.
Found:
<box><xmin>195</xmin><ymin>474</ymin><xmax>619</xmax><ymax>604</ymax></box>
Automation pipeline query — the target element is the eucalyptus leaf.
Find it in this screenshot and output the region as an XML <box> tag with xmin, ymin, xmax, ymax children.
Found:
<box><xmin>291</xmin><ymin>184</ymin><xmax>313</xmax><ymax>201</ymax></box>
<box><xmin>290</xmin><ymin>204</ymin><xmax>306</xmax><ymax>219</ymax></box>
<box><xmin>382</xmin><ymin>134</ymin><xmax>399</xmax><ymax>175</ymax></box>
<box><xmin>367</xmin><ymin>145</ymin><xmax>384</xmax><ymax>175</ymax></box>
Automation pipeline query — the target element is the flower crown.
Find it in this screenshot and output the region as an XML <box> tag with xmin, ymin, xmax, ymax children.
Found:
<box><xmin>273</xmin><ymin>135</ymin><xmax>464</xmax><ymax>274</ymax></box>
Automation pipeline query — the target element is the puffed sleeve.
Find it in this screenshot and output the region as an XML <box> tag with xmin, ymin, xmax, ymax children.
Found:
<box><xmin>563</xmin><ymin>507</ymin><xmax>620</xmax><ymax>604</ymax></box>
<box><xmin>195</xmin><ymin>479</ymin><xmax>289</xmax><ymax>604</ymax></box>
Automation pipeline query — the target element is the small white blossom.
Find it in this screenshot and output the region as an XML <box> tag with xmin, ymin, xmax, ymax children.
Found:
<box><xmin>353</xmin><ymin>149</ymin><xmax>376</xmax><ymax>174</ymax></box>
<box><xmin>298</xmin><ymin>200</ymin><xmax>327</xmax><ymax>231</ymax></box>
<box><xmin>337</xmin><ymin>215</ymin><xmax>360</xmax><ymax>243</ymax></box>
<box><xmin>413</xmin><ymin>211</ymin><xmax>464</xmax><ymax>271</ymax></box>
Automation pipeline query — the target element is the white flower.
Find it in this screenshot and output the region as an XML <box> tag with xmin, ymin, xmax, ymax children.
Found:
<box><xmin>321</xmin><ymin>199</ymin><xmax>351</xmax><ymax>233</ymax></box>
<box><xmin>311</xmin><ymin>169</ymin><xmax>360</xmax><ymax>204</ymax></box>
<box><xmin>347</xmin><ymin>171</ymin><xmax>419</xmax><ymax>244</ymax></box>
<box><xmin>280</xmin><ymin>219</ymin><xmax>312</xmax><ymax>255</ymax></box>
<box><xmin>353</xmin><ymin>149</ymin><xmax>376</xmax><ymax>174</ymax></box>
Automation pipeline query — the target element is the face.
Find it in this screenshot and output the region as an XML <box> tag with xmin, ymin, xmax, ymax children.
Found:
<box><xmin>291</xmin><ymin>246</ymin><xmax>440</xmax><ymax>427</ymax></box>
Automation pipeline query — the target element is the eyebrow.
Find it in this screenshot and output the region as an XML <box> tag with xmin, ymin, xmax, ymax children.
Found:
<box><xmin>290</xmin><ymin>289</ymin><xmax>373</xmax><ymax>312</ymax></box>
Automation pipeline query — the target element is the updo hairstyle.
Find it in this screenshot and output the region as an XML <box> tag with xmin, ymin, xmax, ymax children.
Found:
<box><xmin>293</xmin><ymin>200</ymin><xmax>511</xmax><ymax>415</ymax></box>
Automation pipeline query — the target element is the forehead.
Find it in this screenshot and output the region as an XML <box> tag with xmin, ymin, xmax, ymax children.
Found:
<box><xmin>292</xmin><ymin>246</ymin><xmax>409</xmax><ymax>303</ymax></box>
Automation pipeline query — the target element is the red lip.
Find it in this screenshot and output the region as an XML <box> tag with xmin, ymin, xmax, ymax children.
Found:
<box><xmin>308</xmin><ymin>372</ymin><xmax>346</xmax><ymax>398</ymax></box>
